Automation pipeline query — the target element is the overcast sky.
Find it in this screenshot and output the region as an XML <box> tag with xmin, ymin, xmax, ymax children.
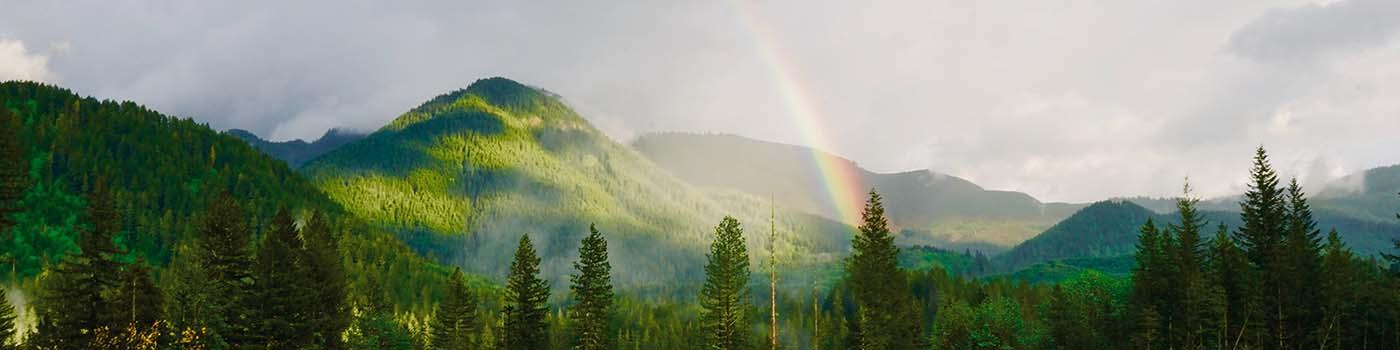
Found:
<box><xmin>3</xmin><ymin>0</ymin><xmax>1399</xmax><ymax>202</ymax></box>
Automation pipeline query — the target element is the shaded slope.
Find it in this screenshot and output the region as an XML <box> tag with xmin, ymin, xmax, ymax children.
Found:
<box><xmin>228</xmin><ymin>128</ymin><xmax>366</xmax><ymax>168</ymax></box>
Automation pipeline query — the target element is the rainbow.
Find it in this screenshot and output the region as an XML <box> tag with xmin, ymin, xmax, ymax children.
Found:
<box><xmin>734</xmin><ymin>0</ymin><xmax>867</xmax><ymax>225</ymax></box>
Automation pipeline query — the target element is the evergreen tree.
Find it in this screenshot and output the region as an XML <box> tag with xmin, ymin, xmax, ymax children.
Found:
<box><xmin>250</xmin><ymin>208</ymin><xmax>312</xmax><ymax>349</ymax></box>
<box><xmin>1317</xmin><ymin>229</ymin><xmax>1355</xmax><ymax>349</ymax></box>
<box><xmin>1232</xmin><ymin>146</ymin><xmax>1288</xmax><ymax>348</ymax></box>
<box><xmin>348</xmin><ymin>271</ymin><xmax>413</xmax><ymax>350</ymax></box>
<box><xmin>1208</xmin><ymin>223</ymin><xmax>1247</xmax><ymax>350</ymax></box>
<box><xmin>430</xmin><ymin>268</ymin><xmax>477</xmax><ymax>350</ymax></box>
<box><xmin>1167</xmin><ymin>184</ymin><xmax>1212</xmax><ymax>349</ymax></box>
<box><xmin>1280</xmin><ymin>178</ymin><xmax>1323</xmax><ymax>347</ymax></box>
<box><xmin>1129</xmin><ymin>219</ymin><xmax>1166</xmax><ymax>349</ymax></box>
<box><xmin>0</xmin><ymin>107</ymin><xmax>25</xmax><ymax>232</ymax></box>
<box><xmin>300</xmin><ymin>211</ymin><xmax>351</xmax><ymax>350</ymax></box>
<box><xmin>502</xmin><ymin>234</ymin><xmax>549</xmax><ymax>350</ymax></box>
<box><xmin>847</xmin><ymin>190</ymin><xmax>919</xmax><ymax>349</ymax></box>
<box><xmin>0</xmin><ymin>287</ymin><xmax>15</xmax><ymax>350</ymax></box>
<box><xmin>570</xmin><ymin>224</ymin><xmax>613</xmax><ymax>350</ymax></box>
<box><xmin>35</xmin><ymin>180</ymin><xmax>124</xmax><ymax>349</ymax></box>
<box><xmin>700</xmin><ymin>216</ymin><xmax>751</xmax><ymax>350</ymax></box>
<box><xmin>196</xmin><ymin>192</ymin><xmax>256</xmax><ymax>348</ymax></box>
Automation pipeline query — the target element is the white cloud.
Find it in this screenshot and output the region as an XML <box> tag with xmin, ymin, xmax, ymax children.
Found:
<box><xmin>0</xmin><ymin>39</ymin><xmax>54</xmax><ymax>83</ymax></box>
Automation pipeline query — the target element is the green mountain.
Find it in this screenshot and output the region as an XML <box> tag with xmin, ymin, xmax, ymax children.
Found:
<box><xmin>0</xmin><ymin>81</ymin><xmax>453</xmax><ymax>313</ymax></box>
<box><xmin>1315</xmin><ymin>164</ymin><xmax>1400</xmax><ymax>222</ymax></box>
<box><xmin>631</xmin><ymin>133</ymin><xmax>1082</xmax><ymax>250</ymax></box>
<box><xmin>227</xmin><ymin>128</ymin><xmax>366</xmax><ymax>168</ymax></box>
<box><xmin>302</xmin><ymin>78</ymin><xmax>853</xmax><ymax>290</ymax></box>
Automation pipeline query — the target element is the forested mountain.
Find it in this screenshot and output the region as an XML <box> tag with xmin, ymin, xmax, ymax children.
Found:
<box><xmin>0</xmin><ymin>81</ymin><xmax>455</xmax><ymax>315</ymax></box>
<box><xmin>632</xmin><ymin>133</ymin><xmax>1082</xmax><ymax>250</ymax></box>
<box><xmin>227</xmin><ymin>127</ymin><xmax>366</xmax><ymax>168</ymax></box>
<box><xmin>302</xmin><ymin>78</ymin><xmax>853</xmax><ymax>290</ymax></box>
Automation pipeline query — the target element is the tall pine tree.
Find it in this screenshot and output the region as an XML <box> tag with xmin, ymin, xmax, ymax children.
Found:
<box><xmin>570</xmin><ymin>224</ymin><xmax>613</xmax><ymax>350</ymax></box>
<box><xmin>300</xmin><ymin>210</ymin><xmax>351</xmax><ymax>350</ymax></box>
<box><xmin>1129</xmin><ymin>219</ymin><xmax>1167</xmax><ymax>349</ymax></box>
<box><xmin>848</xmin><ymin>190</ymin><xmax>919</xmax><ymax>350</ymax></box>
<box><xmin>502</xmin><ymin>234</ymin><xmax>549</xmax><ymax>350</ymax></box>
<box><xmin>1317</xmin><ymin>229</ymin><xmax>1355</xmax><ymax>349</ymax></box>
<box><xmin>1209</xmin><ymin>223</ymin><xmax>1247</xmax><ymax>349</ymax></box>
<box><xmin>1280</xmin><ymin>178</ymin><xmax>1323</xmax><ymax>347</ymax></box>
<box><xmin>196</xmin><ymin>192</ymin><xmax>256</xmax><ymax>348</ymax></box>
<box><xmin>1167</xmin><ymin>183</ymin><xmax>1213</xmax><ymax>349</ymax></box>
<box><xmin>1233</xmin><ymin>146</ymin><xmax>1288</xmax><ymax>348</ymax></box>
<box><xmin>250</xmin><ymin>208</ymin><xmax>313</xmax><ymax>349</ymax></box>
<box><xmin>700</xmin><ymin>216</ymin><xmax>751</xmax><ymax>350</ymax></box>
<box><xmin>430</xmin><ymin>268</ymin><xmax>477</xmax><ymax>350</ymax></box>
<box><xmin>35</xmin><ymin>180</ymin><xmax>124</xmax><ymax>349</ymax></box>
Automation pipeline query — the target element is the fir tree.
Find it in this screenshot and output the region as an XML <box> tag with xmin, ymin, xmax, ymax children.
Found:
<box><xmin>36</xmin><ymin>180</ymin><xmax>124</xmax><ymax>349</ymax></box>
<box><xmin>1317</xmin><ymin>229</ymin><xmax>1355</xmax><ymax>349</ymax></box>
<box><xmin>349</xmin><ymin>271</ymin><xmax>413</xmax><ymax>350</ymax></box>
<box><xmin>430</xmin><ymin>268</ymin><xmax>477</xmax><ymax>350</ymax></box>
<box><xmin>110</xmin><ymin>257</ymin><xmax>164</xmax><ymax>339</ymax></box>
<box><xmin>1167</xmin><ymin>183</ymin><xmax>1212</xmax><ymax>349</ymax></box>
<box><xmin>502</xmin><ymin>234</ymin><xmax>549</xmax><ymax>350</ymax></box>
<box><xmin>250</xmin><ymin>208</ymin><xmax>312</xmax><ymax>349</ymax></box>
<box><xmin>1208</xmin><ymin>223</ymin><xmax>1246</xmax><ymax>349</ymax></box>
<box><xmin>0</xmin><ymin>287</ymin><xmax>15</xmax><ymax>350</ymax></box>
<box><xmin>1233</xmin><ymin>146</ymin><xmax>1288</xmax><ymax>348</ymax></box>
<box><xmin>1280</xmin><ymin>178</ymin><xmax>1323</xmax><ymax>347</ymax></box>
<box><xmin>570</xmin><ymin>224</ymin><xmax>613</xmax><ymax>350</ymax></box>
<box><xmin>1129</xmin><ymin>219</ymin><xmax>1166</xmax><ymax>350</ymax></box>
<box><xmin>700</xmin><ymin>216</ymin><xmax>751</xmax><ymax>350</ymax></box>
<box><xmin>847</xmin><ymin>190</ymin><xmax>919</xmax><ymax>350</ymax></box>
<box><xmin>196</xmin><ymin>192</ymin><xmax>256</xmax><ymax>348</ymax></box>
<box><xmin>300</xmin><ymin>211</ymin><xmax>351</xmax><ymax>350</ymax></box>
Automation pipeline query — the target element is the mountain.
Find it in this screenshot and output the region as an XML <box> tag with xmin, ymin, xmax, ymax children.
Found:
<box><xmin>302</xmin><ymin>78</ymin><xmax>853</xmax><ymax>290</ymax></box>
<box><xmin>1315</xmin><ymin>164</ymin><xmax>1400</xmax><ymax>223</ymax></box>
<box><xmin>631</xmin><ymin>133</ymin><xmax>1082</xmax><ymax>250</ymax></box>
<box><xmin>0</xmin><ymin>81</ymin><xmax>452</xmax><ymax>313</ymax></box>
<box><xmin>227</xmin><ymin>127</ymin><xmax>366</xmax><ymax>167</ymax></box>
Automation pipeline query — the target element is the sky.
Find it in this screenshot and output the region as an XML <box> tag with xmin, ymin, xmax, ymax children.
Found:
<box><xmin>2</xmin><ymin>0</ymin><xmax>1399</xmax><ymax>203</ymax></box>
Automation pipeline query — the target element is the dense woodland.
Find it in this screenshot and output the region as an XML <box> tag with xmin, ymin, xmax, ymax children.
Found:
<box><xmin>2</xmin><ymin>81</ymin><xmax>1400</xmax><ymax>349</ymax></box>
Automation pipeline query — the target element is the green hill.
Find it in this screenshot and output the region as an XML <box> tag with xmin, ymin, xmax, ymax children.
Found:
<box><xmin>632</xmin><ymin>133</ymin><xmax>1082</xmax><ymax>250</ymax></box>
<box><xmin>227</xmin><ymin>128</ymin><xmax>366</xmax><ymax>168</ymax></box>
<box><xmin>0</xmin><ymin>81</ymin><xmax>453</xmax><ymax>314</ymax></box>
<box><xmin>303</xmin><ymin>78</ymin><xmax>853</xmax><ymax>290</ymax></box>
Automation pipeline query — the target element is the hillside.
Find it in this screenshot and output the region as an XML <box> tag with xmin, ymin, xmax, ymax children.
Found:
<box><xmin>0</xmin><ymin>81</ymin><xmax>453</xmax><ymax>313</ymax></box>
<box><xmin>227</xmin><ymin>127</ymin><xmax>366</xmax><ymax>168</ymax></box>
<box><xmin>632</xmin><ymin>133</ymin><xmax>1082</xmax><ymax>250</ymax></box>
<box><xmin>302</xmin><ymin>78</ymin><xmax>853</xmax><ymax>289</ymax></box>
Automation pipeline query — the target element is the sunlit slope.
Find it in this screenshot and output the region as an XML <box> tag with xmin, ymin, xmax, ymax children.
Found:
<box><xmin>632</xmin><ymin>133</ymin><xmax>1082</xmax><ymax>250</ymax></box>
<box><xmin>303</xmin><ymin>78</ymin><xmax>852</xmax><ymax>288</ymax></box>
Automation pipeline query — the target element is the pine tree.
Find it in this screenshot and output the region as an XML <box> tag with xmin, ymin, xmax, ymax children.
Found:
<box><xmin>1233</xmin><ymin>146</ymin><xmax>1288</xmax><ymax>348</ymax></box>
<box><xmin>502</xmin><ymin>234</ymin><xmax>549</xmax><ymax>350</ymax></box>
<box><xmin>1129</xmin><ymin>219</ymin><xmax>1165</xmax><ymax>350</ymax></box>
<box><xmin>570</xmin><ymin>224</ymin><xmax>613</xmax><ymax>350</ymax></box>
<box><xmin>847</xmin><ymin>190</ymin><xmax>919</xmax><ymax>350</ymax></box>
<box><xmin>300</xmin><ymin>211</ymin><xmax>351</xmax><ymax>350</ymax></box>
<box><xmin>700</xmin><ymin>216</ymin><xmax>751</xmax><ymax>350</ymax></box>
<box><xmin>250</xmin><ymin>208</ymin><xmax>312</xmax><ymax>349</ymax></box>
<box><xmin>430</xmin><ymin>268</ymin><xmax>478</xmax><ymax>350</ymax></box>
<box><xmin>196</xmin><ymin>192</ymin><xmax>256</xmax><ymax>348</ymax></box>
<box><xmin>1280</xmin><ymin>178</ymin><xmax>1323</xmax><ymax>347</ymax></box>
<box><xmin>1167</xmin><ymin>183</ymin><xmax>1212</xmax><ymax>349</ymax></box>
<box><xmin>0</xmin><ymin>107</ymin><xmax>25</xmax><ymax>232</ymax></box>
<box><xmin>36</xmin><ymin>180</ymin><xmax>124</xmax><ymax>349</ymax></box>
<box><xmin>1317</xmin><ymin>229</ymin><xmax>1355</xmax><ymax>349</ymax></box>
<box><xmin>0</xmin><ymin>287</ymin><xmax>15</xmax><ymax>350</ymax></box>
<box><xmin>348</xmin><ymin>270</ymin><xmax>413</xmax><ymax>350</ymax></box>
<box><xmin>1208</xmin><ymin>223</ymin><xmax>1246</xmax><ymax>349</ymax></box>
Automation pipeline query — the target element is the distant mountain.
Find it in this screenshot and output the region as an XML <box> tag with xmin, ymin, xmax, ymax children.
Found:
<box><xmin>228</xmin><ymin>127</ymin><xmax>366</xmax><ymax>168</ymax></box>
<box><xmin>1315</xmin><ymin>164</ymin><xmax>1400</xmax><ymax>223</ymax></box>
<box><xmin>303</xmin><ymin>78</ymin><xmax>852</xmax><ymax>289</ymax></box>
<box><xmin>632</xmin><ymin>133</ymin><xmax>1082</xmax><ymax>250</ymax></box>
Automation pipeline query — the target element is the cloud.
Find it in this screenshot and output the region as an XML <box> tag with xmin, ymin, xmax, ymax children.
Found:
<box><xmin>0</xmin><ymin>39</ymin><xmax>55</xmax><ymax>82</ymax></box>
<box><xmin>3</xmin><ymin>0</ymin><xmax>1400</xmax><ymax>202</ymax></box>
<box><xmin>1229</xmin><ymin>0</ymin><xmax>1400</xmax><ymax>62</ymax></box>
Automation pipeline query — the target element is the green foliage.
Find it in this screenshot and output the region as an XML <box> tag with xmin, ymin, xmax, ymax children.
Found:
<box><xmin>429</xmin><ymin>268</ymin><xmax>477</xmax><ymax>350</ymax></box>
<box><xmin>0</xmin><ymin>287</ymin><xmax>15</xmax><ymax>350</ymax></box>
<box><xmin>0</xmin><ymin>107</ymin><xmax>24</xmax><ymax>232</ymax></box>
<box><xmin>569</xmin><ymin>224</ymin><xmax>613</xmax><ymax>350</ymax></box>
<box><xmin>300</xmin><ymin>211</ymin><xmax>351</xmax><ymax>350</ymax></box>
<box><xmin>848</xmin><ymin>191</ymin><xmax>920</xmax><ymax>349</ymax></box>
<box><xmin>250</xmin><ymin>208</ymin><xmax>313</xmax><ymax>349</ymax></box>
<box><xmin>32</xmin><ymin>183</ymin><xmax>124</xmax><ymax>350</ymax></box>
<box><xmin>700</xmin><ymin>216</ymin><xmax>750</xmax><ymax>350</ymax></box>
<box><xmin>502</xmin><ymin>235</ymin><xmax>549</xmax><ymax>350</ymax></box>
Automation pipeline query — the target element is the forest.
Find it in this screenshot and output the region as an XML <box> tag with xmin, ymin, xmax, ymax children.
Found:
<box><xmin>1</xmin><ymin>81</ymin><xmax>1400</xmax><ymax>350</ymax></box>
